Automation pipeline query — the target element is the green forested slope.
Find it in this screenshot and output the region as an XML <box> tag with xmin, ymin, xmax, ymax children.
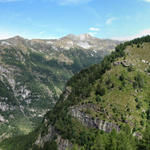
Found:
<box><xmin>0</xmin><ymin>37</ymin><xmax>109</xmax><ymax>138</ymax></box>
<box><xmin>40</xmin><ymin>36</ymin><xmax>150</xmax><ymax>150</ymax></box>
<box><xmin>1</xmin><ymin>36</ymin><xmax>150</xmax><ymax>150</ymax></box>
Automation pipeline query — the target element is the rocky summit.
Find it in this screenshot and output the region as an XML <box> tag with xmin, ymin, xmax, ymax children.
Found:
<box><xmin>0</xmin><ymin>34</ymin><xmax>119</xmax><ymax>139</ymax></box>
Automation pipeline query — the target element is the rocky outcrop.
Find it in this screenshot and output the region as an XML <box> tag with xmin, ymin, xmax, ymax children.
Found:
<box><xmin>0</xmin><ymin>115</ymin><xmax>5</xmax><ymax>122</ymax></box>
<box><xmin>121</xmin><ymin>60</ymin><xmax>130</xmax><ymax>67</ymax></box>
<box><xmin>34</xmin><ymin>103</ymin><xmax>120</xmax><ymax>150</ymax></box>
<box><xmin>63</xmin><ymin>86</ymin><xmax>72</xmax><ymax>101</ymax></box>
<box><xmin>113</xmin><ymin>61</ymin><xmax>121</xmax><ymax>66</ymax></box>
<box><xmin>35</xmin><ymin>124</ymin><xmax>55</xmax><ymax>147</ymax></box>
<box><xmin>56</xmin><ymin>135</ymin><xmax>72</xmax><ymax>150</ymax></box>
<box><xmin>0</xmin><ymin>102</ymin><xmax>15</xmax><ymax>111</ymax></box>
<box><xmin>35</xmin><ymin>123</ymin><xmax>72</xmax><ymax>150</ymax></box>
<box><xmin>69</xmin><ymin>105</ymin><xmax>120</xmax><ymax>133</ymax></box>
<box><xmin>0</xmin><ymin>65</ymin><xmax>9</xmax><ymax>74</ymax></box>
<box><xmin>113</xmin><ymin>60</ymin><xmax>131</xmax><ymax>67</ymax></box>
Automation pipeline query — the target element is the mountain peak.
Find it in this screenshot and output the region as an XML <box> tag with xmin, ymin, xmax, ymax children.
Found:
<box><xmin>11</xmin><ymin>35</ymin><xmax>24</xmax><ymax>40</ymax></box>
<box><xmin>62</xmin><ymin>33</ymin><xmax>94</xmax><ymax>41</ymax></box>
<box><xmin>62</xmin><ymin>34</ymin><xmax>77</xmax><ymax>40</ymax></box>
<box><xmin>78</xmin><ymin>33</ymin><xmax>94</xmax><ymax>40</ymax></box>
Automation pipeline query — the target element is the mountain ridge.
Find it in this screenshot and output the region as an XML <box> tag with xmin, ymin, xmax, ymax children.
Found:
<box><xmin>34</xmin><ymin>35</ymin><xmax>150</xmax><ymax>150</ymax></box>
<box><xmin>3</xmin><ymin>35</ymin><xmax>150</xmax><ymax>150</ymax></box>
<box><xmin>0</xmin><ymin>34</ymin><xmax>119</xmax><ymax>139</ymax></box>
<box><xmin>0</xmin><ymin>34</ymin><xmax>120</xmax><ymax>52</ymax></box>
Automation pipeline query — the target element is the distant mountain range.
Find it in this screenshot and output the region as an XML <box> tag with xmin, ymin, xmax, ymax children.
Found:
<box><xmin>0</xmin><ymin>34</ymin><xmax>119</xmax><ymax>55</ymax></box>
<box><xmin>0</xmin><ymin>34</ymin><xmax>120</xmax><ymax>139</ymax></box>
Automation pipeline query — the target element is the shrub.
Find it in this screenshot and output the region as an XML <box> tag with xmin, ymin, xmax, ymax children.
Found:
<box><xmin>147</xmin><ymin>66</ymin><xmax>150</xmax><ymax>73</ymax></box>
<box><xmin>105</xmin><ymin>78</ymin><xmax>111</xmax><ymax>85</ymax></box>
<box><xmin>96</xmin><ymin>84</ymin><xmax>106</xmax><ymax>96</ymax></box>
<box><xmin>128</xmin><ymin>65</ymin><xmax>134</xmax><ymax>72</ymax></box>
<box><xmin>119</xmin><ymin>74</ymin><xmax>125</xmax><ymax>81</ymax></box>
<box><xmin>146</xmin><ymin>109</ymin><xmax>150</xmax><ymax>120</ymax></box>
<box><xmin>137</xmin><ymin>44</ymin><xmax>140</xmax><ymax>48</ymax></box>
<box><xmin>140</xmin><ymin>120</ymin><xmax>144</xmax><ymax>126</ymax></box>
<box><xmin>96</xmin><ymin>95</ymin><xmax>102</xmax><ymax>102</ymax></box>
<box><xmin>136</xmin><ymin>101</ymin><xmax>143</xmax><ymax>109</ymax></box>
<box><xmin>135</xmin><ymin>98</ymin><xmax>138</xmax><ymax>102</ymax></box>
<box><xmin>141</xmin><ymin>112</ymin><xmax>146</xmax><ymax>119</ymax></box>
<box><xmin>134</xmin><ymin>74</ymin><xmax>144</xmax><ymax>88</ymax></box>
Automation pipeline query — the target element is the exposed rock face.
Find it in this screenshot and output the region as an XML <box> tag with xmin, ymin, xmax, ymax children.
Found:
<box><xmin>35</xmin><ymin>125</ymin><xmax>55</xmax><ymax>147</ymax></box>
<box><xmin>35</xmin><ymin>124</ymin><xmax>72</xmax><ymax>150</ymax></box>
<box><xmin>56</xmin><ymin>135</ymin><xmax>72</xmax><ymax>150</ymax></box>
<box><xmin>69</xmin><ymin>105</ymin><xmax>120</xmax><ymax>133</ymax></box>
<box><xmin>113</xmin><ymin>61</ymin><xmax>121</xmax><ymax>66</ymax></box>
<box><xmin>63</xmin><ymin>86</ymin><xmax>72</xmax><ymax>101</ymax></box>
<box><xmin>0</xmin><ymin>65</ymin><xmax>9</xmax><ymax>73</ymax></box>
<box><xmin>0</xmin><ymin>102</ymin><xmax>15</xmax><ymax>111</ymax></box>
<box><xmin>45</xmin><ymin>33</ymin><xmax>120</xmax><ymax>52</ymax></box>
<box><xmin>113</xmin><ymin>60</ymin><xmax>133</xmax><ymax>67</ymax></box>
<box><xmin>34</xmin><ymin>103</ymin><xmax>120</xmax><ymax>149</ymax></box>
<box><xmin>121</xmin><ymin>60</ymin><xmax>130</xmax><ymax>67</ymax></box>
<box><xmin>0</xmin><ymin>115</ymin><xmax>5</xmax><ymax>122</ymax></box>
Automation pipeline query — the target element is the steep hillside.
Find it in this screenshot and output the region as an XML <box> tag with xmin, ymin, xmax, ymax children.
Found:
<box><xmin>0</xmin><ymin>35</ymin><xmax>119</xmax><ymax>139</ymax></box>
<box><xmin>2</xmin><ymin>36</ymin><xmax>150</xmax><ymax>150</ymax></box>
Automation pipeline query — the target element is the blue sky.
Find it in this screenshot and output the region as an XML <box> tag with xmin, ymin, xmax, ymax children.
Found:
<box><xmin>0</xmin><ymin>0</ymin><xmax>150</xmax><ymax>40</ymax></box>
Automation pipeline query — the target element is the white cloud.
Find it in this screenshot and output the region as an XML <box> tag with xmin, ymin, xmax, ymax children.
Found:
<box><xmin>106</xmin><ymin>17</ymin><xmax>117</xmax><ymax>25</ymax></box>
<box><xmin>0</xmin><ymin>32</ymin><xmax>15</xmax><ymax>39</ymax></box>
<box><xmin>143</xmin><ymin>0</ymin><xmax>150</xmax><ymax>2</ymax></box>
<box><xmin>88</xmin><ymin>32</ymin><xmax>97</xmax><ymax>36</ymax></box>
<box><xmin>111</xmin><ymin>28</ymin><xmax>150</xmax><ymax>41</ymax></box>
<box><xmin>88</xmin><ymin>27</ymin><xmax>100</xmax><ymax>37</ymax></box>
<box><xmin>39</xmin><ymin>31</ymin><xmax>45</xmax><ymax>35</ymax></box>
<box><xmin>89</xmin><ymin>27</ymin><xmax>100</xmax><ymax>31</ymax></box>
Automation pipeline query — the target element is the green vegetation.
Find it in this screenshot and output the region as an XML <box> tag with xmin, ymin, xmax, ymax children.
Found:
<box><xmin>0</xmin><ymin>43</ymin><xmax>103</xmax><ymax>137</ymax></box>
<box><xmin>0</xmin><ymin>127</ymin><xmax>40</xmax><ymax>150</ymax></box>
<box><xmin>1</xmin><ymin>35</ymin><xmax>150</xmax><ymax>150</ymax></box>
<box><xmin>32</xmin><ymin>35</ymin><xmax>150</xmax><ymax>149</ymax></box>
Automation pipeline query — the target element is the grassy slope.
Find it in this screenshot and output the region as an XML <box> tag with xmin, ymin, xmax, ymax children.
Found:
<box><xmin>72</xmin><ymin>41</ymin><xmax>150</xmax><ymax>131</ymax></box>
<box><xmin>43</xmin><ymin>36</ymin><xmax>150</xmax><ymax>148</ymax></box>
<box><xmin>1</xmin><ymin>36</ymin><xmax>150</xmax><ymax>150</ymax></box>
